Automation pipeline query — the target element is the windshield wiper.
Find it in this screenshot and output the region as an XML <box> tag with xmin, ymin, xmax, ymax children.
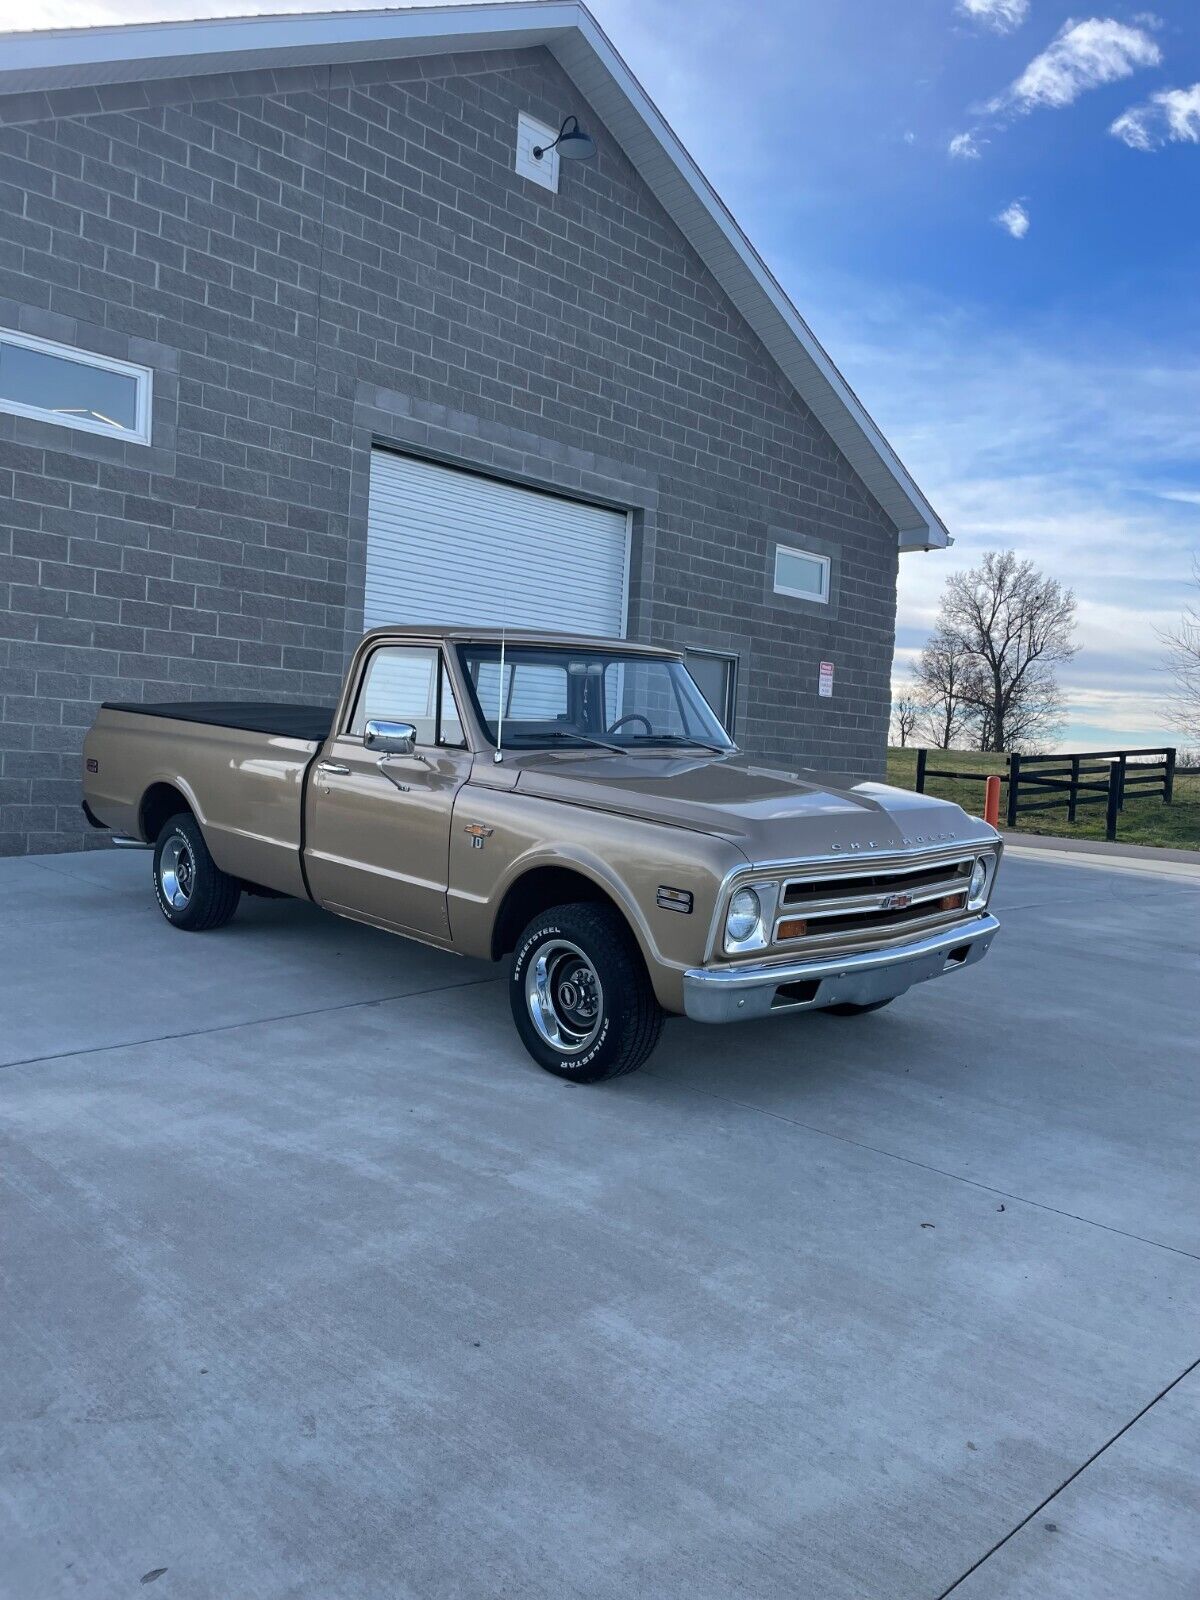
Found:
<box><xmin>627</xmin><ymin>733</ymin><xmax>729</xmax><ymax>754</ymax></box>
<box><xmin>505</xmin><ymin>729</ymin><xmax>625</xmax><ymax>754</ymax></box>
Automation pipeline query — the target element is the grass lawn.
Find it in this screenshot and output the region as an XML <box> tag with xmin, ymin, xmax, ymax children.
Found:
<box><xmin>886</xmin><ymin>747</ymin><xmax>1200</xmax><ymax>851</ymax></box>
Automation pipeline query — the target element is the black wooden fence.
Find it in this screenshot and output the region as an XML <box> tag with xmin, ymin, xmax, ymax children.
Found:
<box><xmin>914</xmin><ymin>746</ymin><xmax>1176</xmax><ymax>841</ymax></box>
<box><xmin>914</xmin><ymin>749</ymin><xmax>998</xmax><ymax>801</ymax></box>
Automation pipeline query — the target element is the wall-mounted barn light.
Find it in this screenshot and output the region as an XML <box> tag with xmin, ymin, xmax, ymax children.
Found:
<box><xmin>533</xmin><ymin>115</ymin><xmax>596</xmax><ymax>162</ymax></box>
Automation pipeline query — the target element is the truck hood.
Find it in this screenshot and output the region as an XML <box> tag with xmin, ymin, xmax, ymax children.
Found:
<box><xmin>509</xmin><ymin>751</ymin><xmax>994</xmax><ymax>862</ymax></box>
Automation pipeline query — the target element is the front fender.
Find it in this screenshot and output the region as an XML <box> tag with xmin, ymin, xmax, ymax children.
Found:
<box><xmin>499</xmin><ymin>840</ymin><xmax>660</xmax><ymax>961</ymax></box>
<box><xmin>446</xmin><ymin>788</ymin><xmax>747</xmax><ymax>1013</ymax></box>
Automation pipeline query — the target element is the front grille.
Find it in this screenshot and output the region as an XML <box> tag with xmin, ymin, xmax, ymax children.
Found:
<box><xmin>773</xmin><ymin>850</ymin><xmax>978</xmax><ymax>954</ymax></box>
<box><xmin>780</xmin><ymin>857</ymin><xmax>971</xmax><ymax>906</ymax></box>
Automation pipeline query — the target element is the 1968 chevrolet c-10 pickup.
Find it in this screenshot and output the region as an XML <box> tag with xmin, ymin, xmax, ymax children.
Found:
<box><xmin>82</xmin><ymin>626</ymin><xmax>1001</xmax><ymax>1081</ymax></box>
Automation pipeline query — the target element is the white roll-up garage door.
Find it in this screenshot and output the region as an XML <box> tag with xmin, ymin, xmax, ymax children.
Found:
<box><xmin>365</xmin><ymin>451</ymin><xmax>630</xmax><ymax>638</ymax></box>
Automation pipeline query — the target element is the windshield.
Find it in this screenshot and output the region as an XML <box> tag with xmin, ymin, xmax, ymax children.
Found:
<box><xmin>456</xmin><ymin>643</ymin><xmax>735</xmax><ymax>752</ymax></box>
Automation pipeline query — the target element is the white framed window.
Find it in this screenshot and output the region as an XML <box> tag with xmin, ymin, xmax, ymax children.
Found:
<box><xmin>0</xmin><ymin>327</ymin><xmax>153</xmax><ymax>445</ymax></box>
<box><xmin>774</xmin><ymin>544</ymin><xmax>830</xmax><ymax>603</ymax></box>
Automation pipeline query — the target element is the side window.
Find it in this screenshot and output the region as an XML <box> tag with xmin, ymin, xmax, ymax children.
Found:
<box><xmin>349</xmin><ymin>647</ymin><xmax>464</xmax><ymax>746</ymax></box>
<box><xmin>439</xmin><ymin>669</ymin><xmax>465</xmax><ymax>747</ymax></box>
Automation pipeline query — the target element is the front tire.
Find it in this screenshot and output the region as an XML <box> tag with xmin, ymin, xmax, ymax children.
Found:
<box><xmin>509</xmin><ymin>902</ymin><xmax>664</xmax><ymax>1082</ymax></box>
<box><xmin>152</xmin><ymin>813</ymin><xmax>240</xmax><ymax>931</ymax></box>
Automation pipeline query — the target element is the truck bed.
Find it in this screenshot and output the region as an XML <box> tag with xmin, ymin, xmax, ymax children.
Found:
<box><xmin>86</xmin><ymin>700</ymin><xmax>336</xmax><ymax>898</ymax></box>
<box><xmin>101</xmin><ymin>700</ymin><xmax>335</xmax><ymax>742</ymax></box>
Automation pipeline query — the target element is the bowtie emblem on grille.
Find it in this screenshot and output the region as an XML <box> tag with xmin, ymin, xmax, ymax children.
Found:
<box><xmin>881</xmin><ymin>891</ymin><xmax>913</xmax><ymax>911</ymax></box>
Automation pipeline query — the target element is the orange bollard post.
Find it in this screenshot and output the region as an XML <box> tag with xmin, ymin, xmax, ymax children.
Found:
<box><xmin>984</xmin><ymin>774</ymin><xmax>1001</xmax><ymax>829</ymax></box>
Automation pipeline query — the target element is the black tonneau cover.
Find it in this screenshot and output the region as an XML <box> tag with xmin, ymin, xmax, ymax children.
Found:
<box><xmin>102</xmin><ymin>700</ymin><xmax>334</xmax><ymax>743</ymax></box>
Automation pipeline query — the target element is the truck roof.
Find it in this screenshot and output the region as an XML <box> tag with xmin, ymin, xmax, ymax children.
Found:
<box><xmin>360</xmin><ymin>625</ymin><xmax>683</xmax><ymax>658</ymax></box>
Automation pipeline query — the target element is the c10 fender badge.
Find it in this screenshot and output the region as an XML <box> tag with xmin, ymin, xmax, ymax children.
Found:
<box><xmin>464</xmin><ymin>823</ymin><xmax>494</xmax><ymax>850</ymax></box>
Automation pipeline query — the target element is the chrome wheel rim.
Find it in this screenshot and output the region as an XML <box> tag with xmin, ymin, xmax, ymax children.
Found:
<box><xmin>159</xmin><ymin>834</ymin><xmax>195</xmax><ymax>909</ymax></box>
<box><xmin>525</xmin><ymin>938</ymin><xmax>603</xmax><ymax>1055</ymax></box>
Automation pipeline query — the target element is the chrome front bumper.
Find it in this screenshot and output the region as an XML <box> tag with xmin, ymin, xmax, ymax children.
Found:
<box><xmin>682</xmin><ymin>913</ymin><xmax>1000</xmax><ymax>1023</ymax></box>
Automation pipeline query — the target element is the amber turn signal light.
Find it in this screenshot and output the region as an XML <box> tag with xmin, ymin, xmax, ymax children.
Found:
<box><xmin>940</xmin><ymin>893</ymin><xmax>966</xmax><ymax>912</ymax></box>
<box><xmin>777</xmin><ymin>918</ymin><xmax>808</xmax><ymax>940</ymax></box>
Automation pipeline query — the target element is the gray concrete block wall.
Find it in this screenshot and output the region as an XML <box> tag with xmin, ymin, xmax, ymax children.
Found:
<box><xmin>0</xmin><ymin>47</ymin><xmax>899</xmax><ymax>855</ymax></box>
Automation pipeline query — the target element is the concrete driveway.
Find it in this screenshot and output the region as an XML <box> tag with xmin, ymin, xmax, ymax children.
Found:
<box><xmin>2</xmin><ymin>844</ymin><xmax>1197</xmax><ymax>1600</ymax></box>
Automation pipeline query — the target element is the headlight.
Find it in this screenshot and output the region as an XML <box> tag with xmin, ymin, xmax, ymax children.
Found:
<box><xmin>729</xmin><ymin>883</ymin><xmax>784</xmax><ymax>953</ymax></box>
<box><xmin>968</xmin><ymin>852</ymin><xmax>996</xmax><ymax>908</ymax></box>
<box><xmin>726</xmin><ymin>887</ymin><xmax>762</xmax><ymax>944</ymax></box>
<box><xmin>721</xmin><ymin>881</ymin><xmax>782</xmax><ymax>954</ymax></box>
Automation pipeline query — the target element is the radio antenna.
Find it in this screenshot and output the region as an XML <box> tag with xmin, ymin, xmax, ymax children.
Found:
<box><xmin>494</xmin><ymin>623</ymin><xmax>506</xmax><ymax>763</ymax></box>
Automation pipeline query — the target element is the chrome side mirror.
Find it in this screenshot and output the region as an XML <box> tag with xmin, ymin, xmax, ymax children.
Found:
<box><xmin>364</xmin><ymin>718</ymin><xmax>417</xmax><ymax>756</ymax></box>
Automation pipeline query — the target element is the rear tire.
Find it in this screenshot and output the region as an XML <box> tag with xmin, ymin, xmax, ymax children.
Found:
<box><xmin>152</xmin><ymin>813</ymin><xmax>240</xmax><ymax>932</ymax></box>
<box><xmin>827</xmin><ymin>998</ymin><xmax>894</xmax><ymax>1016</ymax></box>
<box><xmin>509</xmin><ymin>902</ymin><xmax>663</xmax><ymax>1082</ymax></box>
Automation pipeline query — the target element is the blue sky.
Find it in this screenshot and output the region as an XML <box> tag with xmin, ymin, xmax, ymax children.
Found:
<box><xmin>7</xmin><ymin>0</ymin><xmax>1199</xmax><ymax>747</ymax></box>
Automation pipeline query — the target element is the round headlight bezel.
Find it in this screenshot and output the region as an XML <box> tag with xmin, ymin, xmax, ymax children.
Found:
<box><xmin>719</xmin><ymin>880</ymin><xmax>782</xmax><ymax>956</ymax></box>
<box><xmin>726</xmin><ymin>886</ymin><xmax>762</xmax><ymax>945</ymax></box>
<box><xmin>968</xmin><ymin>852</ymin><xmax>996</xmax><ymax>908</ymax></box>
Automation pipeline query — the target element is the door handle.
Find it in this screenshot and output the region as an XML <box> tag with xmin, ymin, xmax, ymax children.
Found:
<box><xmin>317</xmin><ymin>760</ymin><xmax>350</xmax><ymax>776</ymax></box>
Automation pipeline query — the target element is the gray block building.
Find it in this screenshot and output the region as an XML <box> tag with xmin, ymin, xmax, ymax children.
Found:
<box><xmin>0</xmin><ymin>2</ymin><xmax>948</xmax><ymax>856</ymax></box>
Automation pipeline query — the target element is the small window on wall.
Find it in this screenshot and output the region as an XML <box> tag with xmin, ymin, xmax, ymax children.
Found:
<box><xmin>685</xmin><ymin>650</ymin><xmax>737</xmax><ymax>734</ymax></box>
<box><xmin>0</xmin><ymin>328</ymin><xmax>152</xmax><ymax>444</ymax></box>
<box><xmin>774</xmin><ymin>544</ymin><xmax>830</xmax><ymax>604</ymax></box>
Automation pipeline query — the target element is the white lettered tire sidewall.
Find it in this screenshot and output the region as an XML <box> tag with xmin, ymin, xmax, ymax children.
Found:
<box><xmin>152</xmin><ymin>812</ymin><xmax>241</xmax><ymax>932</ymax></box>
<box><xmin>508</xmin><ymin>901</ymin><xmax>663</xmax><ymax>1083</ymax></box>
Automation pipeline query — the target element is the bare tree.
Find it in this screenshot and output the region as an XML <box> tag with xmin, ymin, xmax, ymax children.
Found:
<box><xmin>935</xmin><ymin>551</ymin><xmax>1077</xmax><ymax>752</ymax></box>
<box><xmin>973</xmin><ymin>673</ymin><xmax>1066</xmax><ymax>752</ymax></box>
<box><xmin>891</xmin><ymin>687</ymin><xmax>920</xmax><ymax>748</ymax></box>
<box><xmin>1158</xmin><ymin>556</ymin><xmax>1200</xmax><ymax>742</ymax></box>
<box><xmin>913</xmin><ymin>627</ymin><xmax>978</xmax><ymax>749</ymax></box>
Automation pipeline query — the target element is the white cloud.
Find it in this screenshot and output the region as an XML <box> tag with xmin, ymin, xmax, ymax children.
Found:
<box><xmin>948</xmin><ymin>131</ymin><xmax>983</xmax><ymax>158</ymax></box>
<box><xmin>1111</xmin><ymin>84</ymin><xmax>1200</xmax><ymax>150</ymax></box>
<box><xmin>957</xmin><ymin>0</ymin><xmax>1030</xmax><ymax>33</ymax></box>
<box><xmin>989</xmin><ymin>17</ymin><xmax>1161</xmax><ymax>114</ymax></box>
<box><xmin>1110</xmin><ymin>104</ymin><xmax>1158</xmax><ymax>149</ymax></box>
<box><xmin>995</xmin><ymin>199</ymin><xmax>1030</xmax><ymax>237</ymax></box>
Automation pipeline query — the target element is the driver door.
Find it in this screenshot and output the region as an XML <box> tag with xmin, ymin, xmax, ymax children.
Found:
<box><xmin>304</xmin><ymin>645</ymin><xmax>471</xmax><ymax>941</ymax></box>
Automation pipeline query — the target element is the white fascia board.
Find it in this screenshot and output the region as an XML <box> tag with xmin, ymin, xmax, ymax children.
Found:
<box><xmin>0</xmin><ymin>0</ymin><xmax>948</xmax><ymax>550</ymax></box>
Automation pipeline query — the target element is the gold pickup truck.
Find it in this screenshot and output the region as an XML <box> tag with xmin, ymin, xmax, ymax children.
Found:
<box><xmin>82</xmin><ymin>626</ymin><xmax>1001</xmax><ymax>1081</ymax></box>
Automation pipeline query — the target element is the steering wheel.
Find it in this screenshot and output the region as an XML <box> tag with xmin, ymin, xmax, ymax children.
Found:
<box><xmin>606</xmin><ymin>712</ymin><xmax>653</xmax><ymax>736</ymax></box>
